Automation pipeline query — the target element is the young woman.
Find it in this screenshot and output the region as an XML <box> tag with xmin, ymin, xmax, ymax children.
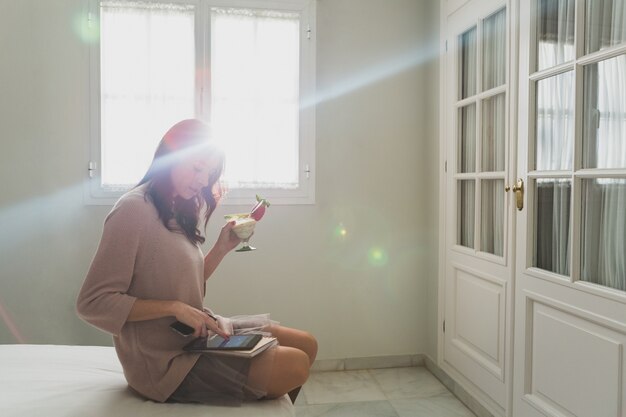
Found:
<box><xmin>76</xmin><ymin>119</ymin><xmax>317</xmax><ymax>406</ymax></box>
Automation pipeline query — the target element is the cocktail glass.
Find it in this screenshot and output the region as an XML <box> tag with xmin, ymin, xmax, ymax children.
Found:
<box><xmin>224</xmin><ymin>214</ymin><xmax>257</xmax><ymax>252</ymax></box>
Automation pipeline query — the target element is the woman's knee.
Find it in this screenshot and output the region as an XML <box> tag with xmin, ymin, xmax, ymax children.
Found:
<box><xmin>262</xmin><ymin>347</ymin><xmax>310</xmax><ymax>397</ymax></box>
<box><xmin>283</xmin><ymin>347</ymin><xmax>310</xmax><ymax>385</ymax></box>
<box><xmin>299</xmin><ymin>331</ymin><xmax>318</xmax><ymax>365</ymax></box>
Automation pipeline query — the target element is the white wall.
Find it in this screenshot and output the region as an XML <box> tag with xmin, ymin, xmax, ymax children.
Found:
<box><xmin>0</xmin><ymin>0</ymin><xmax>439</xmax><ymax>362</ymax></box>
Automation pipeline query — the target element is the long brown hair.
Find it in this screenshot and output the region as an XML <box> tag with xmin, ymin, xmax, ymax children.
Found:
<box><xmin>134</xmin><ymin>119</ymin><xmax>225</xmax><ymax>246</ymax></box>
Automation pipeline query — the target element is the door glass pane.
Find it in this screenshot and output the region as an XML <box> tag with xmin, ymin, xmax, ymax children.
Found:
<box><xmin>482</xmin><ymin>94</ymin><xmax>506</xmax><ymax>172</ymax></box>
<box><xmin>481</xmin><ymin>179</ymin><xmax>505</xmax><ymax>256</ymax></box>
<box><xmin>460</xmin><ymin>27</ymin><xmax>477</xmax><ymax>99</ymax></box>
<box><xmin>585</xmin><ymin>0</ymin><xmax>626</xmax><ymax>54</ymax></box>
<box><xmin>483</xmin><ymin>8</ymin><xmax>506</xmax><ymax>91</ymax></box>
<box><xmin>533</xmin><ymin>179</ymin><xmax>571</xmax><ymax>275</ymax></box>
<box><xmin>459</xmin><ymin>104</ymin><xmax>476</xmax><ymax>173</ymax></box>
<box><xmin>459</xmin><ymin>180</ymin><xmax>475</xmax><ymax>248</ymax></box>
<box><xmin>582</xmin><ymin>54</ymin><xmax>626</xmax><ymax>169</ymax></box>
<box><xmin>536</xmin><ymin>71</ymin><xmax>574</xmax><ymax>170</ymax></box>
<box><xmin>581</xmin><ymin>178</ymin><xmax>626</xmax><ymax>291</ymax></box>
<box><xmin>536</xmin><ymin>0</ymin><xmax>575</xmax><ymax>71</ymax></box>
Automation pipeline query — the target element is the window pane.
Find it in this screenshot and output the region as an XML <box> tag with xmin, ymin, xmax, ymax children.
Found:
<box><xmin>536</xmin><ymin>0</ymin><xmax>575</xmax><ymax>71</ymax></box>
<box><xmin>583</xmin><ymin>54</ymin><xmax>626</xmax><ymax>169</ymax></box>
<box><xmin>211</xmin><ymin>8</ymin><xmax>300</xmax><ymax>189</ymax></box>
<box><xmin>585</xmin><ymin>0</ymin><xmax>626</xmax><ymax>54</ymax></box>
<box><xmin>481</xmin><ymin>179</ymin><xmax>504</xmax><ymax>256</ymax></box>
<box><xmin>459</xmin><ymin>27</ymin><xmax>477</xmax><ymax>99</ymax></box>
<box><xmin>100</xmin><ymin>2</ymin><xmax>195</xmax><ymax>188</ymax></box>
<box><xmin>482</xmin><ymin>94</ymin><xmax>506</xmax><ymax>172</ymax></box>
<box><xmin>459</xmin><ymin>180</ymin><xmax>475</xmax><ymax>248</ymax></box>
<box><xmin>482</xmin><ymin>8</ymin><xmax>506</xmax><ymax>91</ymax></box>
<box><xmin>459</xmin><ymin>104</ymin><xmax>476</xmax><ymax>173</ymax></box>
<box><xmin>581</xmin><ymin>178</ymin><xmax>626</xmax><ymax>291</ymax></box>
<box><xmin>535</xmin><ymin>71</ymin><xmax>574</xmax><ymax>170</ymax></box>
<box><xmin>533</xmin><ymin>179</ymin><xmax>571</xmax><ymax>276</ymax></box>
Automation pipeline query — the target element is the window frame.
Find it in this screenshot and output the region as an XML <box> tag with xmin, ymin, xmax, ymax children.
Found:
<box><xmin>85</xmin><ymin>0</ymin><xmax>316</xmax><ymax>206</ymax></box>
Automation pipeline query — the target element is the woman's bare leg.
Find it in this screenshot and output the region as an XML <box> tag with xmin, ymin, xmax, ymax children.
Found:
<box><xmin>267</xmin><ymin>324</ymin><xmax>318</xmax><ymax>366</ymax></box>
<box><xmin>247</xmin><ymin>346</ymin><xmax>310</xmax><ymax>400</ymax></box>
<box><xmin>265</xmin><ymin>325</ymin><xmax>317</xmax><ymax>402</ymax></box>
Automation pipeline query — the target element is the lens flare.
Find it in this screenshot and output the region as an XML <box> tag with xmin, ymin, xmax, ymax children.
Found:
<box><xmin>0</xmin><ymin>301</ymin><xmax>26</xmax><ymax>344</ymax></box>
<box><xmin>368</xmin><ymin>247</ymin><xmax>389</xmax><ymax>267</ymax></box>
<box><xmin>73</xmin><ymin>11</ymin><xmax>100</xmax><ymax>44</ymax></box>
<box><xmin>333</xmin><ymin>223</ymin><xmax>348</xmax><ymax>239</ymax></box>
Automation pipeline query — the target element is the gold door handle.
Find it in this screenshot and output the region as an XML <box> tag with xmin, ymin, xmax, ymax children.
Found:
<box><xmin>512</xmin><ymin>178</ymin><xmax>524</xmax><ymax>211</ymax></box>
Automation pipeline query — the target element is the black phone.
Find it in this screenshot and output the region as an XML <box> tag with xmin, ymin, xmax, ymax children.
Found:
<box><xmin>170</xmin><ymin>321</ymin><xmax>195</xmax><ymax>337</ymax></box>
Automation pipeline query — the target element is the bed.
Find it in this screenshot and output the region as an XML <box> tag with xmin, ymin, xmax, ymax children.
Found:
<box><xmin>0</xmin><ymin>344</ymin><xmax>294</xmax><ymax>417</ymax></box>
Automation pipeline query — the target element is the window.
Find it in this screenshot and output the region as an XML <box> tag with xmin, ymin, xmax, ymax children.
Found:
<box><xmin>529</xmin><ymin>0</ymin><xmax>626</xmax><ymax>291</ymax></box>
<box><xmin>86</xmin><ymin>0</ymin><xmax>316</xmax><ymax>205</ymax></box>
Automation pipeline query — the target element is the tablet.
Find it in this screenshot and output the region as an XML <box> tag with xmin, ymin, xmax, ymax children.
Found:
<box><xmin>183</xmin><ymin>334</ymin><xmax>263</xmax><ymax>352</ymax></box>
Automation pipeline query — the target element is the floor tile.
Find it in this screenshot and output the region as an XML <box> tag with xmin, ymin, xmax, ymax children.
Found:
<box><xmin>302</xmin><ymin>370</ymin><xmax>386</xmax><ymax>404</ymax></box>
<box><xmin>296</xmin><ymin>400</ymin><xmax>399</xmax><ymax>417</ymax></box>
<box><xmin>390</xmin><ymin>393</ymin><xmax>477</xmax><ymax>417</ymax></box>
<box><xmin>369</xmin><ymin>366</ymin><xmax>449</xmax><ymax>399</ymax></box>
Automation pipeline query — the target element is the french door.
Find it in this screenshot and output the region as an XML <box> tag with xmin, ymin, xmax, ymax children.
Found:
<box><xmin>443</xmin><ymin>1</ymin><xmax>515</xmax><ymax>415</ymax></box>
<box><xmin>513</xmin><ymin>0</ymin><xmax>626</xmax><ymax>416</ymax></box>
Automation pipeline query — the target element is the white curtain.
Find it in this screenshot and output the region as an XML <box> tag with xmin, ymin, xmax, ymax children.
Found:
<box><xmin>460</xmin><ymin>104</ymin><xmax>476</xmax><ymax>173</ymax></box>
<box><xmin>479</xmin><ymin>10</ymin><xmax>506</xmax><ymax>256</ymax></box>
<box><xmin>585</xmin><ymin>0</ymin><xmax>626</xmax><ymax>53</ymax></box>
<box><xmin>581</xmin><ymin>52</ymin><xmax>626</xmax><ymax>291</ymax></box>
<box><xmin>210</xmin><ymin>8</ymin><xmax>300</xmax><ymax>189</ymax></box>
<box><xmin>481</xmin><ymin>180</ymin><xmax>504</xmax><ymax>256</ymax></box>
<box><xmin>100</xmin><ymin>1</ymin><xmax>195</xmax><ymax>188</ymax></box>
<box><xmin>535</xmin><ymin>1</ymin><xmax>626</xmax><ymax>288</ymax></box>
<box><xmin>458</xmin><ymin>27</ymin><xmax>476</xmax><ymax>248</ymax></box>
<box><xmin>535</xmin><ymin>1</ymin><xmax>575</xmax><ymax>275</ymax></box>
<box><xmin>460</xmin><ymin>27</ymin><xmax>476</xmax><ymax>99</ymax></box>
<box><xmin>460</xmin><ymin>181</ymin><xmax>475</xmax><ymax>248</ymax></box>
<box><xmin>537</xmin><ymin>0</ymin><xmax>575</xmax><ymax>70</ymax></box>
<box><xmin>535</xmin><ymin>71</ymin><xmax>574</xmax><ymax>275</ymax></box>
<box><xmin>482</xmin><ymin>9</ymin><xmax>506</xmax><ymax>91</ymax></box>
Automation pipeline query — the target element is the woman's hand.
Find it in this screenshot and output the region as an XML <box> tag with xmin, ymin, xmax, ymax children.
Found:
<box><xmin>213</xmin><ymin>221</ymin><xmax>243</xmax><ymax>255</ymax></box>
<box><xmin>173</xmin><ymin>302</ymin><xmax>230</xmax><ymax>339</ymax></box>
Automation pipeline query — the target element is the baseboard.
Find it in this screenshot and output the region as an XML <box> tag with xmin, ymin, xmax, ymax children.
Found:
<box><xmin>423</xmin><ymin>355</ymin><xmax>495</xmax><ymax>417</ymax></box>
<box><xmin>311</xmin><ymin>353</ymin><xmax>425</xmax><ymax>372</ymax></box>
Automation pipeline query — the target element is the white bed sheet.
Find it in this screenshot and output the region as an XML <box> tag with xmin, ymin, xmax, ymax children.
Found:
<box><xmin>0</xmin><ymin>344</ymin><xmax>294</xmax><ymax>417</ymax></box>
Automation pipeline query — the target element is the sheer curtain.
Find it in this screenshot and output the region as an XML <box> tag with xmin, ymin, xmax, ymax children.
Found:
<box><xmin>100</xmin><ymin>1</ymin><xmax>195</xmax><ymax>188</ymax></box>
<box><xmin>585</xmin><ymin>0</ymin><xmax>626</xmax><ymax>53</ymax></box>
<box><xmin>534</xmin><ymin>0</ymin><xmax>576</xmax><ymax>276</ymax></box>
<box><xmin>581</xmin><ymin>45</ymin><xmax>626</xmax><ymax>289</ymax></box>
<box><xmin>535</xmin><ymin>71</ymin><xmax>574</xmax><ymax>275</ymax></box>
<box><xmin>480</xmin><ymin>9</ymin><xmax>505</xmax><ymax>257</ymax></box>
<box><xmin>210</xmin><ymin>8</ymin><xmax>300</xmax><ymax>189</ymax></box>
<box><xmin>459</xmin><ymin>27</ymin><xmax>476</xmax><ymax>248</ymax></box>
<box><xmin>534</xmin><ymin>0</ymin><xmax>626</xmax><ymax>288</ymax></box>
<box><xmin>537</xmin><ymin>0</ymin><xmax>575</xmax><ymax>70</ymax></box>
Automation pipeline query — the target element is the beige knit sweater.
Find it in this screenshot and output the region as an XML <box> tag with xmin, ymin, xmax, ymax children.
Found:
<box><xmin>76</xmin><ymin>182</ymin><xmax>206</xmax><ymax>402</ymax></box>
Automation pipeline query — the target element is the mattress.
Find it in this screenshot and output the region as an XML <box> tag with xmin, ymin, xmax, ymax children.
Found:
<box><xmin>0</xmin><ymin>344</ymin><xmax>294</xmax><ymax>417</ymax></box>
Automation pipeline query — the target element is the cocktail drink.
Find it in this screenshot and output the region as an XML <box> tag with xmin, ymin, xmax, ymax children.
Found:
<box><xmin>224</xmin><ymin>195</ymin><xmax>270</xmax><ymax>253</ymax></box>
<box><xmin>224</xmin><ymin>214</ymin><xmax>257</xmax><ymax>252</ymax></box>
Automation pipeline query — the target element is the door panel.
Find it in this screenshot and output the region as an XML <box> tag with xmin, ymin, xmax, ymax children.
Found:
<box><xmin>443</xmin><ymin>1</ymin><xmax>513</xmax><ymax>415</ymax></box>
<box><xmin>513</xmin><ymin>0</ymin><xmax>626</xmax><ymax>416</ymax></box>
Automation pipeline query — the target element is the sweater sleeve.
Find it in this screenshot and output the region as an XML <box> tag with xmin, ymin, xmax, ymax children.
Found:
<box><xmin>76</xmin><ymin>196</ymin><xmax>148</xmax><ymax>336</ymax></box>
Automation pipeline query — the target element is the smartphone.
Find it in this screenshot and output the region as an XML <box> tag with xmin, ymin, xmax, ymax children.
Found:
<box><xmin>170</xmin><ymin>321</ymin><xmax>195</xmax><ymax>337</ymax></box>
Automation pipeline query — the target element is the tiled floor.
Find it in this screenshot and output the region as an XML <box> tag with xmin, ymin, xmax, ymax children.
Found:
<box><xmin>295</xmin><ymin>366</ymin><xmax>477</xmax><ymax>417</ymax></box>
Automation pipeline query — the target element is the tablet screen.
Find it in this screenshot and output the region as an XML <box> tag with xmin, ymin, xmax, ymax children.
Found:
<box><xmin>205</xmin><ymin>334</ymin><xmax>260</xmax><ymax>350</ymax></box>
